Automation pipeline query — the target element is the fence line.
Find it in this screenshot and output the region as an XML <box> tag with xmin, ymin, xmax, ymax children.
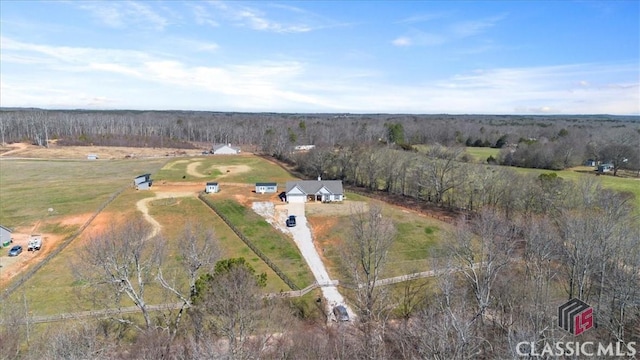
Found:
<box><xmin>197</xmin><ymin>193</ymin><xmax>299</xmax><ymax>290</ymax></box>
<box><xmin>17</xmin><ymin>266</ymin><xmax>484</xmax><ymax>325</ymax></box>
<box><xmin>1</xmin><ymin>186</ymin><xmax>129</xmax><ymax>300</ymax></box>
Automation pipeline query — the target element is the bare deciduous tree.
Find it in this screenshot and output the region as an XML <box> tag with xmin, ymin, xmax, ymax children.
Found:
<box><xmin>446</xmin><ymin>209</ymin><xmax>518</xmax><ymax>325</ymax></box>
<box><xmin>406</xmin><ymin>269</ymin><xmax>487</xmax><ymax>360</ymax></box>
<box><xmin>344</xmin><ymin>203</ymin><xmax>396</xmax><ymax>360</ymax></box>
<box><xmin>418</xmin><ymin>145</ymin><xmax>465</xmax><ymax>206</ymax></box>
<box><xmin>33</xmin><ymin>322</ymin><xmax>108</xmax><ymax>360</ymax></box>
<box><xmin>76</xmin><ymin>219</ymin><xmax>164</xmax><ymax>331</ymax></box>
<box><xmin>156</xmin><ymin>223</ymin><xmax>220</xmax><ymax>342</ymax></box>
<box><xmin>346</xmin><ymin>204</ymin><xmax>396</xmax><ymax>321</ymax></box>
<box><xmin>192</xmin><ymin>259</ymin><xmax>276</xmax><ymax>360</ymax></box>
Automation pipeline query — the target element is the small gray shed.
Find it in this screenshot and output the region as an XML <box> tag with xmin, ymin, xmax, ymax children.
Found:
<box><xmin>134</xmin><ymin>174</ymin><xmax>151</xmax><ymax>186</ymax></box>
<box><xmin>255</xmin><ymin>182</ymin><xmax>278</xmax><ymax>194</ymax></box>
<box><xmin>136</xmin><ymin>181</ymin><xmax>152</xmax><ymax>190</ymax></box>
<box><xmin>0</xmin><ymin>225</ymin><xmax>13</xmax><ymax>247</ymax></box>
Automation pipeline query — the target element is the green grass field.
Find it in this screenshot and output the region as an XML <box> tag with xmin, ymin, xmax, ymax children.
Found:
<box><xmin>148</xmin><ymin>196</ymin><xmax>291</xmax><ymax>292</ymax></box>
<box><xmin>0</xmin><ymin>158</ymin><xmax>168</xmax><ymax>229</ymax></box>
<box><xmin>311</xmin><ymin>193</ymin><xmax>453</xmax><ymax>282</ymax></box>
<box><xmin>463</xmin><ymin>147</ymin><xmax>500</xmax><ymax>163</ymax></box>
<box><xmin>3</xmin><ymin>191</ymin><xmax>292</xmax><ymax>315</ymax></box>
<box><xmin>212</xmin><ymin>199</ymin><xmax>314</xmax><ymax>289</ymax></box>
<box><xmin>154</xmin><ymin>155</ymin><xmax>296</xmax><ymax>184</ymax></box>
<box><xmin>509</xmin><ymin>166</ymin><xmax>640</xmax><ymax>210</ymax></box>
<box><xmin>0</xmin><ymin>154</ymin><xmax>310</xmax><ymax>316</ymax></box>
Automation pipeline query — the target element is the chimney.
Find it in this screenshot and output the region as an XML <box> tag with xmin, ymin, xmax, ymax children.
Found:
<box><xmin>318</xmin><ymin>176</ymin><xmax>321</xmax><ymax>181</ymax></box>
<box><xmin>228</xmin><ymin>143</ymin><xmax>231</xmax><ymax>147</ymax></box>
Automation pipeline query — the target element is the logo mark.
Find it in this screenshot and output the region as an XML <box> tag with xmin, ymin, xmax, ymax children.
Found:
<box><xmin>558</xmin><ymin>298</ymin><xmax>593</xmax><ymax>335</ymax></box>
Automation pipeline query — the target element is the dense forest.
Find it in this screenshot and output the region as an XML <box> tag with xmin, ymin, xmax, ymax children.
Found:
<box><xmin>1</xmin><ymin>109</ymin><xmax>639</xmax><ymax>359</ymax></box>
<box><xmin>1</xmin><ymin>109</ymin><xmax>639</xmax><ymax>173</ymax></box>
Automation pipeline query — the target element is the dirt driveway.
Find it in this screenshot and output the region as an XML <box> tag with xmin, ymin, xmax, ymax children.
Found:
<box><xmin>253</xmin><ymin>201</ymin><xmax>355</xmax><ymax>321</ymax></box>
<box><xmin>136</xmin><ymin>190</ymin><xmax>197</xmax><ymax>238</ymax></box>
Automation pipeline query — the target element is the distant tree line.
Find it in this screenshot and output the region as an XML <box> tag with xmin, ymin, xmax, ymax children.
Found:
<box><xmin>1</xmin><ymin>109</ymin><xmax>638</xmax><ymax>171</ymax></box>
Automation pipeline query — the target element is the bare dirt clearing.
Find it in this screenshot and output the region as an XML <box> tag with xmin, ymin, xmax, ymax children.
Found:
<box><xmin>0</xmin><ymin>142</ymin><xmax>206</xmax><ymax>159</ymax></box>
<box><xmin>0</xmin><ymin>230</ymin><xmax>63</xmax><ymax>286</ymax></box>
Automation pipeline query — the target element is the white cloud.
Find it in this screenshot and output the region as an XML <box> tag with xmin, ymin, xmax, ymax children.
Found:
<box><xmin>76</xmin><ymin>1</ymin><xmax>170</xmax><ymax>30</ymax></box>
<box><xmin>209</xmin><ymin>1</ymin><xmax>315</xmax><ymax>33</ymax></box>
<box><xmin>450</xmin><ymin>15</ymin><xmax>505</xmax><ymax>37</ymax></box>
<box><xmin>192</xmin><ymin>4</ymin><xmax>219</xmax><ymax>27</ymax></box>
<box><xmin>397</xmin><ymin>13</ymin><xmax>447</xmax><ymax>24</ymax></box>
<box><xmin>393</xmin><ymin>14</ymin><xmax>505</xmax><ymax>48</ymax></box>
<box><xmin>392</xmin><ymin>31</ymin><xmax>447</xmax><ymax>47</ymax></box>
<box><xmin>1</xmin><ymin>37</ymin><xmax>638</xmax><ymax>114</ymax></box>
<box><xmin>392</xmin><ymin>37</ymin><xmax>412</xmax><ymax>47</ymax></box>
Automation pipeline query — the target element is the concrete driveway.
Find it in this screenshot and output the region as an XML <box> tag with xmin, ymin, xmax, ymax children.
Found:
<box><xmin>285</xmin><ymin>202</ymin><xmax>356</xmax><ymax>321</ymax></box>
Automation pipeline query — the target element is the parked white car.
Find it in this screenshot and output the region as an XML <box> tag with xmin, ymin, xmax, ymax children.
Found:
<box><xmin>27</xmin><ymin>234</ymin><xmax>42</xmax><ymax>251</ymax></box>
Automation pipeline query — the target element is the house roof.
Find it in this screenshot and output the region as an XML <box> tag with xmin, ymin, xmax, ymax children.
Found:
<box><xmin>212</xmin><ymin>144</ymin><xmax>240</xmax><ymax>151</ymax></box>
<box><xmin>256</xmin><ymin>182</ymin><xmax>277</xmax><ymax>186</ymax></box>
<box><xmin>135</xmin><ymin>173</ymin><xmax>151</xmax><ymax>179</ymax></box>
<box><xmin>285</xmin><ymin>180</ymin><xmax>343</xmax><ymax>195</ymax></box>
<box><xmin>206</xmin><ymin>182</ymin><xmax>219</xmax><ymax>186</ymax></box>
<box><xmin>0</xmin><ymin>225</ymin><xmax>13</xmax><ymax>233</ymax></box>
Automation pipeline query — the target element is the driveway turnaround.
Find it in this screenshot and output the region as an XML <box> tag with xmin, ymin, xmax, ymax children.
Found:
<box><xmin>285</xmin><ymin>203</ymin><xmax>356</xmax><ymax>321</ymax></box>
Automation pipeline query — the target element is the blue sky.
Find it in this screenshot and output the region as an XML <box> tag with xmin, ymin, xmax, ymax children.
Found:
<box><xmin>1</xmin><ymin>1</ymin><xmax>638</xmax><ymax>114</ymax></box>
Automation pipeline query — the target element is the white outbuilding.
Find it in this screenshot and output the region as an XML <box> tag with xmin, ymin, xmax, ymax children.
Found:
<box><xmin>205</xmin><ymin>182</ymin><xmax>220</xmax><ymax>193</ymax></box>
<box><xmin>212</xmin><ymin>144</ymin><xmax>241</xmax><ymax>155</ymax></box>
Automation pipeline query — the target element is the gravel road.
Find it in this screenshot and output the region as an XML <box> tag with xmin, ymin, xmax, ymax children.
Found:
<box><xmin>290</xmin><ymin>203</ymin><xmax>356</xmax><ymax>320</ymax></box>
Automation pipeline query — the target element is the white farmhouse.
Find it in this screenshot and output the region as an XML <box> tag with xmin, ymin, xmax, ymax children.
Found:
<box><xmin>285</xmin><ymin>179</ymin><xmax>344</xmax><ymax>203</ymax></box>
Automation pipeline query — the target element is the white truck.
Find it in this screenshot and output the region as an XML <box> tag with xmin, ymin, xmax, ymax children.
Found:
<box><xmin>27</xmin><ymin>234</ymin><xmax>42</xmax><ymax>251</ymax></box>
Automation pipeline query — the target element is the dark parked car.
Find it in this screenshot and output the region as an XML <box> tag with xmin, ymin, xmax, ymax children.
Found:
<box><xmin>333</xmin><ymin>305</ymin><xmax>349</xmax><ymax>321</ymax></box>
<box><xmin>286</xmin><ymin>215</ymin><xmax>296</xmax><ymax>227</ymax></box>
<box><xmin>8</xmin><ymin>245</ymin><xmax>23</xmax><ymax>257</ymax></box>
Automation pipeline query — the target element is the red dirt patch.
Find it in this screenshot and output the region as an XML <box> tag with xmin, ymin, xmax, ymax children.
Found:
<box><xmin>0</xmin><ymin>209</ymin><xmax>126</xmax><ymax>287</ymax></box>
<box><xmin>307</xmin><ymin>216</ymin><xmax>341</xmax><ymax>270</ymax></box>
<box><xmin>0</xmin><ymin>231</ymin><xmax>64</xmax><ymax>286</ymax></box>
<box><xmin>59</xmin><ymin>213</ymin><xmax>93</xmax><ymax>227</ymax></box>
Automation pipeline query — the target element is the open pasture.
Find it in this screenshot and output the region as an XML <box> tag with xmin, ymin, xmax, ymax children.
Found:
<box><xmin>463</xmin><ymin>146</ymin><xmax>500</xmax><ymax>162</ymax></box>
<box><xmin>0</xmin><ymin>152</ymin><xmax>307</xmax><ymax>315</ymax></box>
<box><xmin>511</xmin><ymin>166</ymin><xmax>640</xmax><ymax>211</ymax></box>
<box><xmin>308</xmin><ymin>193</ymin><xmax>453</xmax><ymax>282</ymax></box>
<box><xmin>0</xmin><ymin>158</ymin><xmax>167</xmax><ymax>229</ymax></box>
<box><xmin>154</xmin><ymin>154</ymin><xmax>296</xmax><ymax>184</ymax></box>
